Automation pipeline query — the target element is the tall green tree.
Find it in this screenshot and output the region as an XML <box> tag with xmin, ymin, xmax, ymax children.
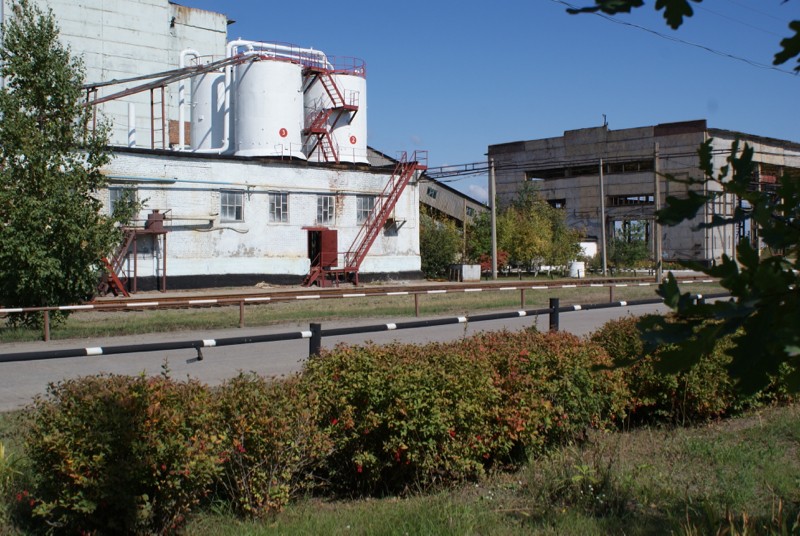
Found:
<box><xmin>607</xmin><ymin>221</ymin><xmax>650</xmax><ymax>271</ymax></box>
<box><xmin>0</xmin><ymin>0</ymin><xmax>119</xmax><ymax>325</ymax></box>
<box><xmin>544</xmin><ymin>203</ymin><xmax>582</xmax><ymax>273</ymax></box>
<box><xmin>467</xmin><ymin>184</ymin><xmax>581</xmax><ymax>274</ymax></box>
<box><xmin>419</xmin><ymin>212</ymin><xmax>462</xmax><ymax>279</ymax></box>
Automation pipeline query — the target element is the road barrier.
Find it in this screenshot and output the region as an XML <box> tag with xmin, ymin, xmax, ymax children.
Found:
<box><xmin>0</xmin><ymin>278</ymin><xmax>716</xmax><ymax>341</ymax></box>
<box><xmin>0</xmin><ymin>294</ymin><xmax>725</xmax><ymax>364</ymax></box>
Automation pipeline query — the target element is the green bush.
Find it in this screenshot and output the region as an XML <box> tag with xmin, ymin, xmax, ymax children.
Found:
<box><xmin>24</xmin><ymin>373</ymin><xmax>223</xmax><ymax>534</ymax></box>
<box><xmin>215</xmin><ymin>373</ymin><xmax>330</xmax><ymax>518</ymax></box>
<box><xmin>302</xmin><ymin>331</ymin><xmax>628</xmax><ymax>496</ymax></box>
<box><xmin>302</xmin><ymin>341</ymin><xmax>508</xmax><ymax>496</ymax></box>
<box><xmin>590</xmin><ymin>316</ymin><xmax>739</xmax><ymax>423</ymax></box>
<box><xmin>461</xmin><ymin>329</ymin><xmax>628</xmax><ymax>460</ymax></box>
<box><xmin>419</xmin><ymin>213</ymin><xmax>462</xmax><ymax>279</ymax></box>
<box><xmin>0</xmin><ymin>439</ymin><xmax>23</xmax><ymax>527</ymax></box>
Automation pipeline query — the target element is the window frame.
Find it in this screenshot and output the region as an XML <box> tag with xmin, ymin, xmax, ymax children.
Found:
<box><xmin>220</xmin><ymin>189</ymin><xmax>245</xmax><ymax>222</ymax></box>
<box><xmin>356</xmin><ymin>195</ymin><xmax>376</xmax><ymax>224</ymax></box>
<box><xmin>316</xmin><ymin>194</ymin><xmax>335</xmax><ymax>225</ymax></box>
<box><xmin>269</xmin><ymin>192</ymin><xmax>289</xmax><ymax>223</ymax></box>
<box><xmin>109</xmin><ymin>186</ymin><xmax>138</xmax><ymax>215</ymax></box>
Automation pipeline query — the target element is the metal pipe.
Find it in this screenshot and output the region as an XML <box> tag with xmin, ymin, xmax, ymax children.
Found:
<box><xmin>127</xmin><ymin>102</ymin><xmax>136</xmax><ymax>147</ymax></box>
<box><xmin>178</xmin><ymin>48</ymin><xmax>200</xmax><ymax>151</ymax></box>
<box><xmin>228</xmin><ymin>40</ymin><xmax>331</xmax><ymax>69</ymax></box>
<box><xmin>188</xmin><ymin>41</ymin><xmax>258</xmax><ymax>155</ymax></box>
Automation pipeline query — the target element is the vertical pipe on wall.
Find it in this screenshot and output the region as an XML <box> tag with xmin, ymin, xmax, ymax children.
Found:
<box><xmin>127</xmin><ymin>102</ymin><xmax>136</xmax><ymax>147</ymax></box>
<box><xmin>178</xmin><ymin>49</ymin><xmax>200</xmax><ymax>150</ymax></box>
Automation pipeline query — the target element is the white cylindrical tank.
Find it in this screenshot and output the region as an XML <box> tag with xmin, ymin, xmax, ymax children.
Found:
<box><xmin>569</xmin><ymin>261</ymin><xmax>586</xmax><ymax>278</ymax></box>
<box><xmin>234</xmin><ymin>59</ymin><xmax>305</xmax><ymax>159</ymax></box>
<box><xmin>304</xmin><ymin>72</ymin><xmax>367</xmax><ymax>164</ymax></box>
<box><xmin>190</xmin><ymin>71</ymin><xmax>226</xmax><ymax>151</ymax></box>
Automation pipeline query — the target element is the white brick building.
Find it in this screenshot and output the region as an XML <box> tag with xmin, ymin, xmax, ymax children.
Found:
<box><xmin>2</xmin><ymin>0</ymin><xmax>423</xmax><ymax>289</ymax></box>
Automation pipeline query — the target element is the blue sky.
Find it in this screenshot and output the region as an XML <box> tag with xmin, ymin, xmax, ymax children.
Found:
<box><xmin>179</xmin><ymin>0</ymin><xmax>798</xmax><ymax>202</ymax></box>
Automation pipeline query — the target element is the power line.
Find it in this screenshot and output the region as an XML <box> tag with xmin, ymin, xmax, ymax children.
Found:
<box><xmin>550</xmin><ymin>0</ymin><xmax>798</xmax><ymax>77</ymax></box>
<box><xmin>696</xmin><ymin>4</ymin><xmax>785</xmax><ymax>38</ymax></box>
<box><xmin>720</xmin><ymin>0</ymin><xmax>788</xmax><ymax>24</ymax></box>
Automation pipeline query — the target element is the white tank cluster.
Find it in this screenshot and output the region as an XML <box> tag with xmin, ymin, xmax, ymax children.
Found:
<box><xmin>181</xmin><ymin>41</ymin><xmax>367</xmax><ymax>163</ymax></box>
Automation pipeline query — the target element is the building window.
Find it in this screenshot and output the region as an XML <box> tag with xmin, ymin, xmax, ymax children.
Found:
<box><xmin>605</xmin><ymin>159</ymin><xmax>655</xmax><ymax>174</ymax></box>
<box><xmin>608</xmin><ymin>194</ymin><xmax>654</xmax><ymax>207</ymax></box>
<box><xmin>220</xmin><ymin>190</ymin><xmax>244</xmax><ymax>221</ymax></box>
<box><xmin>526</xmin><ymin>159</ymin><xmax>655</xmax><ymax>181</ymax></box>
<box><xmin>317</xmin><ymin>195</ymin><xmax>335</xmax><ymax>224</ymax></box>
<box><xmin>356</xmin><ymin>195</ymin><xmax>376</xmax><ymax>223</ymax></box>
<box><xmin>426</xmin><ymin>186</ymin><xmax>438</xmax><ymax>199</ymax></box>
<box><xmin>466</xmin><ymin>207</ymin><xmax>475</xmax><ymax>217</ymax></box>
<box><xmin>548</xmin><ymin>199</ymin><xmax>566</xmax><ymax>209</ymax></box>
<box><xmin>109</xmin><ymin>186</ymin><xmax>138</xmax><ymax>216</ymax></box>
<box><xmin>269</xmin><ymin>192</ymin><xmax>288</xmax><ymax>223</ymax></box>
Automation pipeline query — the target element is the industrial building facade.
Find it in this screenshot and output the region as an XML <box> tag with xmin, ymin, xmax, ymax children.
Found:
<box><xmin>488</xmin><ymin>120</ymin><xmax>800</xmax><ymax>265</ymax></box>
<box><xmin>7</xmin><ymin>0</ymin><xmax>424</xmax><ymax>289</ymax></box>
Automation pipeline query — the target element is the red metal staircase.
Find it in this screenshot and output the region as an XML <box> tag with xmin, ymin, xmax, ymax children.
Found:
<box><xmin>302</xmin><ymin>151</ymin><xmax>428</xmax><ymax>286</ymax></box>
<box><xmin>302</xmin><ymin>67</ymin><xmax>359</xmax><ymax>163</ymax></box>
<box><xmin>302</xmin><ymin>253</ymin><xmax>325</xmax><ymax>288</ymax></box>
<box><xmin>304</xmin><ymin>108</ymin><xmax>338</xmax><ymax>162</ymax></box>
<box><xmin>98</xmin><ymin>228</ymin><xmax>136</xmax><ymax>297</ymax></box>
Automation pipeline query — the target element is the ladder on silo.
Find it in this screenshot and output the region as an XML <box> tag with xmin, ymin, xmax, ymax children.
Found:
<box><xmin>302</xmin><ymin>67</ymin><xmax>359</xmax><ymax>163</ymax></box>
<box><xmin>303</xmin><ymin>108</ymin><xmax>339</xmax><ymax>163</ymax></box>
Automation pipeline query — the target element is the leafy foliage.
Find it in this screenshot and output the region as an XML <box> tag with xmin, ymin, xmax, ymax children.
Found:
<box><xmin>215</xmin><ymin>373</ymin><xmax>330</xmax><ymax>518</ymax></box>
<box><xmin>607</xmin><ymin>221</ymin><xmax>651</xmax><ymax>270</ymax></box>
<box><xmin>302</xmin><ymin>341</ymin><xmax>507</xmax><ymax>495</ymax></box>
<box><xmin>301</xmin><ymin>330</ymin><xmax>628</xmax><ymax>496</ymax></box>
<box><xmin>635</xmin><ymin>140</ymin><xmax>800</xmax><ymax>394</ymax></box>
<box><xmin>568</xmin><ymin>1</ymin><xmax>800</xmax><ymax>393</ymax></box>
<box><xmin>24</xmin><ymin>372</ymin><xmax>224</xmax><ymax>534</ymax></box>
<box><xmin>567</xmin><ymin>0</ymin><xmax>800</xmax><ymax>72</ymax></box>
<box><xmin>7</xmin><ymin>320</ymin><xmax>795</xmax><ymax>531</ymax></box>
<box><xmin>467</xmin><ymin>183</ymin><xmax>581</xmax><ymax>273</ymax></box>
<box><xmin>419</xmin><ymin>212</ymin><xmax>462</xmax><ymax>278</ymax></box>
<box><xmin>461</xmin><ymin>330</ymin><xmax>628</xmax><ymax>457</ymax></box>
<box><xmin>0</xmin><ymin>0</ymin><xmax>122</xmax><ymax>324</ymax></box>
<box><xmin>592</xmin><ymin>316</ymin><xmax>737</xmax><ymax>423</ymax></box>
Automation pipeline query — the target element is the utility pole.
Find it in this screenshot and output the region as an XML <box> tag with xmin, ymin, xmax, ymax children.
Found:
<box><xmin>489</xmin><ymin>157</ymin><xmax>498</xmax><ymax>280</ymax></box>
<box><xmin>462</xmin><ymin>198</ymin><xmax>467</xmax><ymax>260</ymax></box>
<box><xmin>654</xmin><ymin>143</ymin><xmax>663</xmax><ymax>283</ymax></box>
<box><xmin>599</xmin><ymin>159</ymin><xmax>608</xmax><ymax>276</ymax></box>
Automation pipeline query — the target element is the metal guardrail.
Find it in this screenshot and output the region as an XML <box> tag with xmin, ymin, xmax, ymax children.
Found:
<box><xmin>0</xmin><ymin>294</ymin><xmax>726</xmax><ymax>364</ymax></box>
<box><xmin>0</xmin><ymin>278</ymin><xmax>717</xmax><ymax>342</ymax></box>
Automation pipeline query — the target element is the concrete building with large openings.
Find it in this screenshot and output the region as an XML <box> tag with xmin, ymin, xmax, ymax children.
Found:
<box><xmin>488</xmin><ymin>120</ymin><xmax>800</xmax><ymax>266</ymax></box>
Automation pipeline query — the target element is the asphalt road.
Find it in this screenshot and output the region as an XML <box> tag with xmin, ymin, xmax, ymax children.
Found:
<box><xmin>0</xmin><ymin>302</ymin><xmax>670</xmax><ymax>412</ymax></box>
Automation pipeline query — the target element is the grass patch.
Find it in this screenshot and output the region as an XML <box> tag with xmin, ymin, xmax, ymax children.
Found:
<box><xmin>0</xmin><ymin>282</ymin><xmax>724</xmax><ymax>343</ymax></box>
